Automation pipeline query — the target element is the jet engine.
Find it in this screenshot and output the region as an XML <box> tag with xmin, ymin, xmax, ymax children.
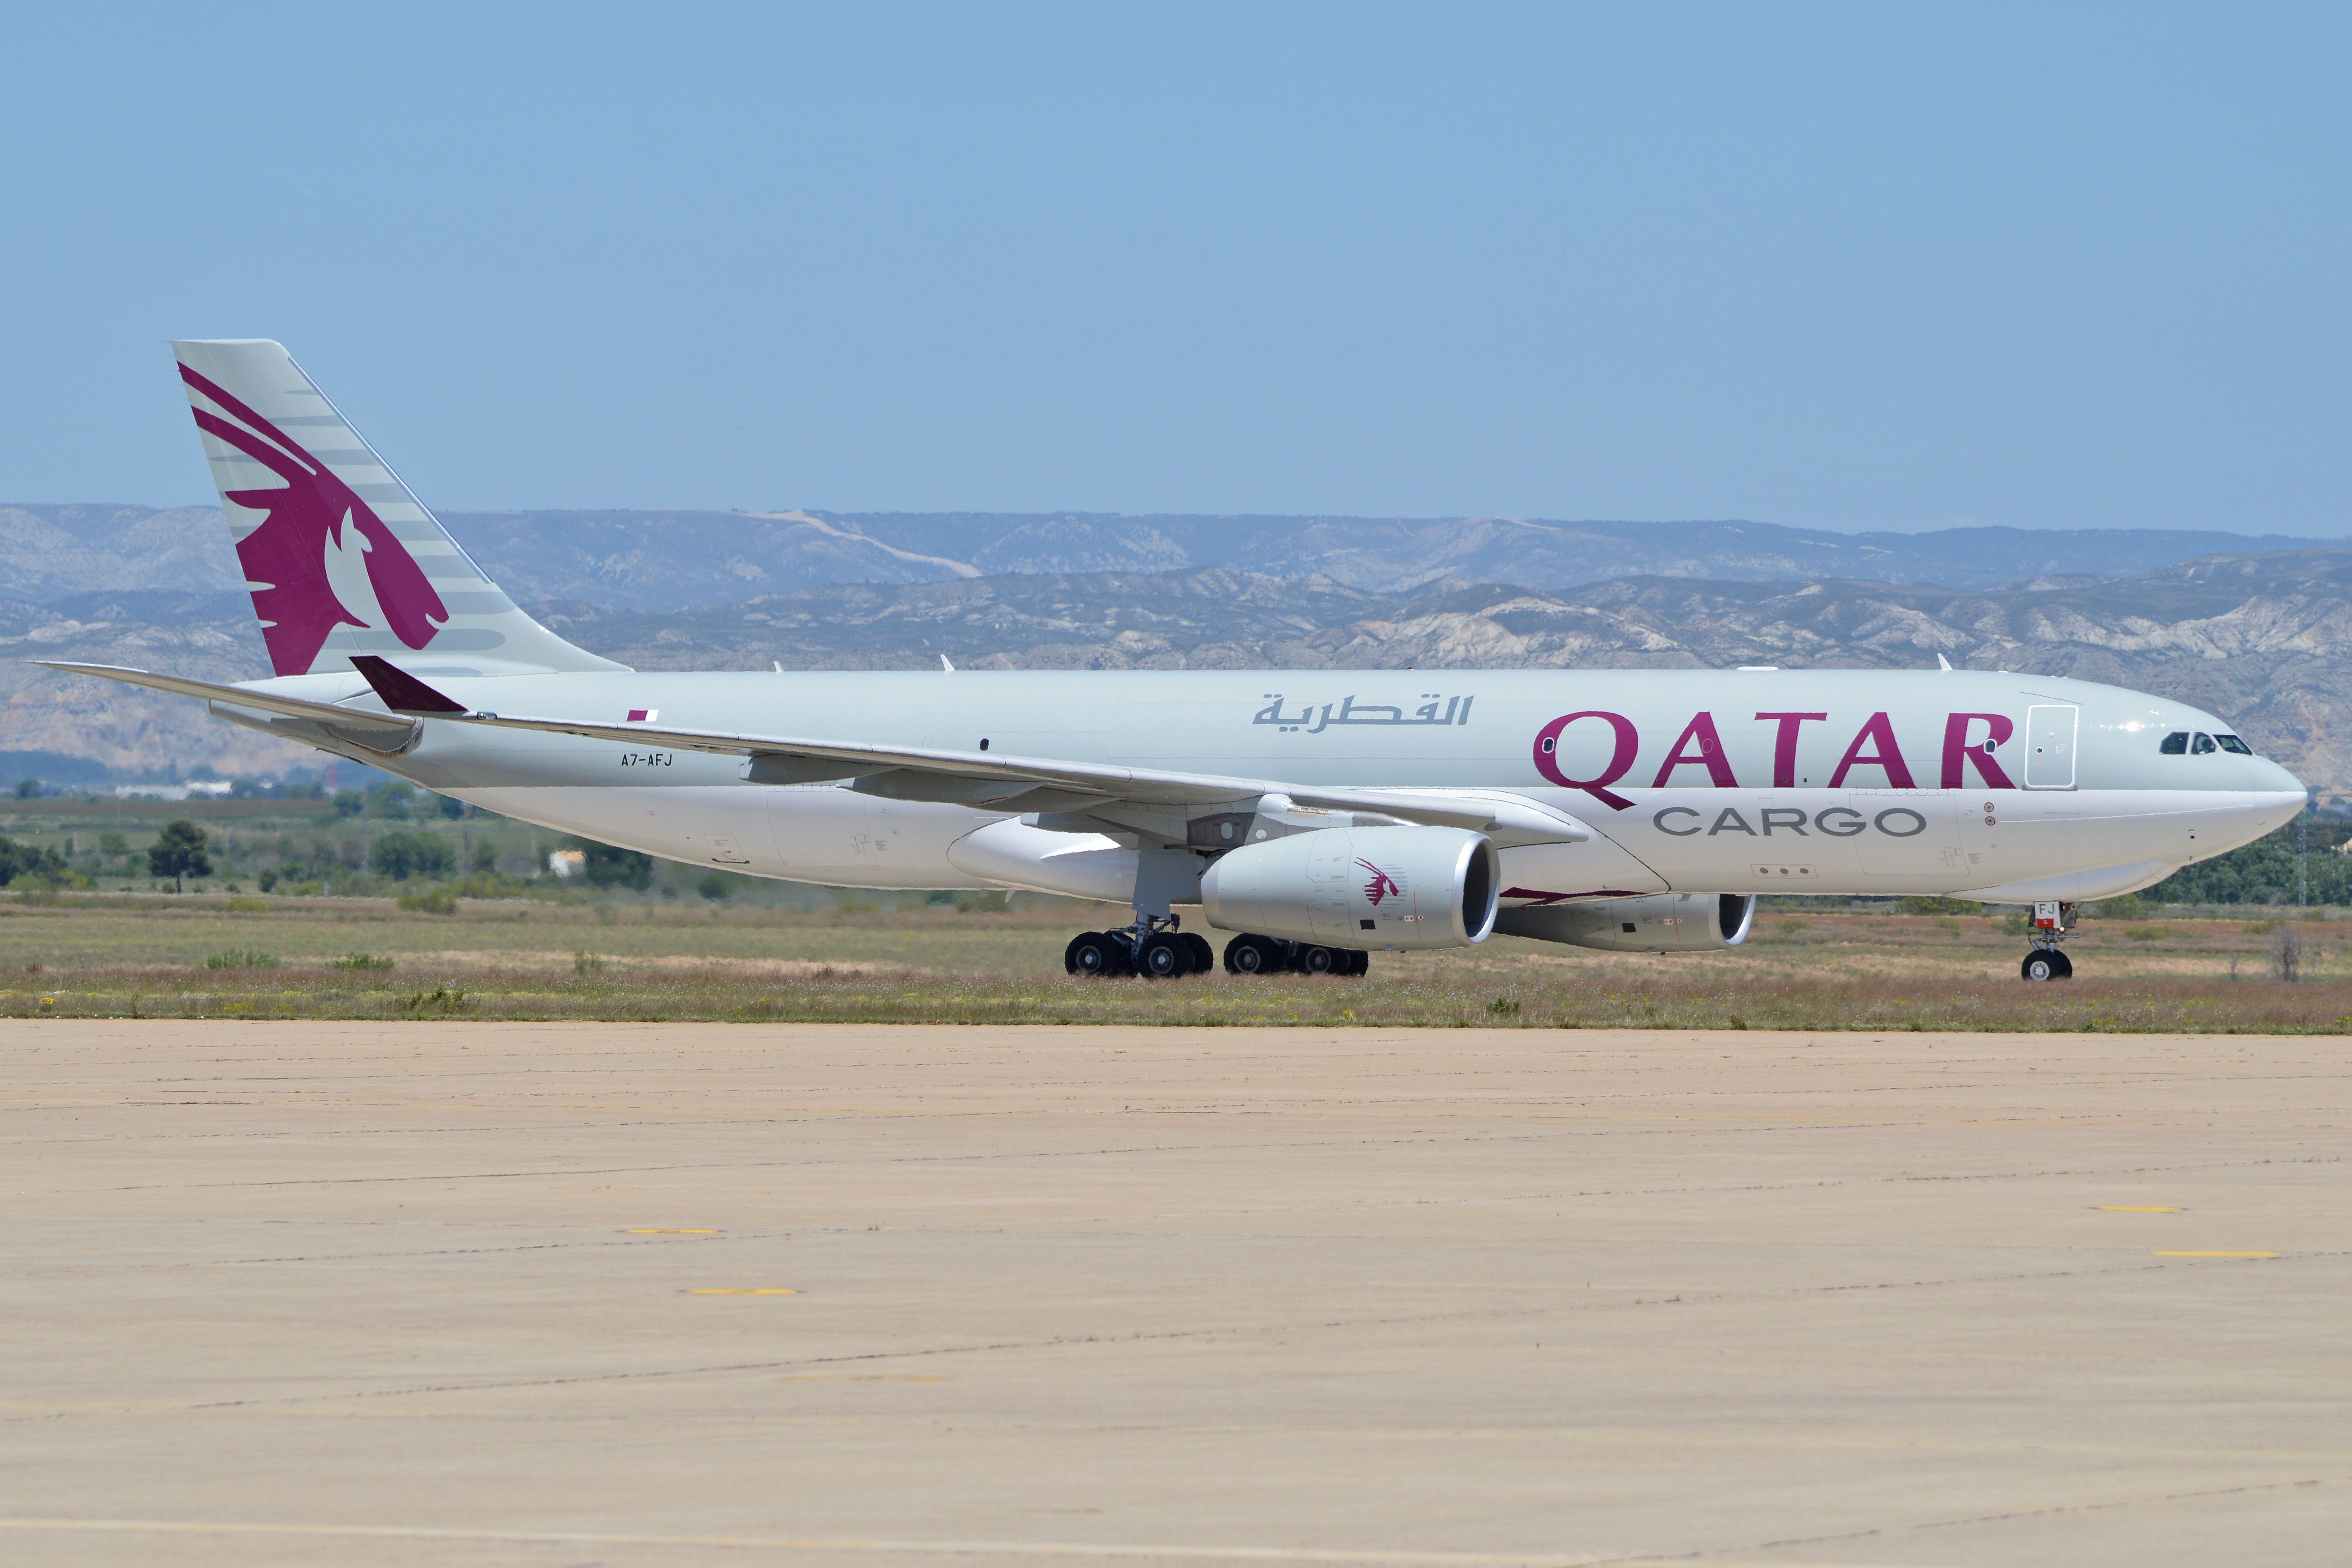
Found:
<box><xmin>1199</xmin><ymin>826</ymin><xmax>1499</xmax><ymax>950</ymax></box>
<box><xmin>1494</xmin><ymin>893</ymin><xmax>1755</xmax><ymax>952</ymax></box>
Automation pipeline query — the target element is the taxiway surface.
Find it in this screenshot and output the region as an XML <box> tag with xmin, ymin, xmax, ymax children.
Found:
<box><xmin>1</xmin><ymin>1021</ymin><xmax>2346</xmax><ymax>1566</ymax></box>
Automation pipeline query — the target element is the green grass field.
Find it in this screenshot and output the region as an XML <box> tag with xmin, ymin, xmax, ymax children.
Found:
<box><xmin>3</xmin><ymin>888</ymin><xmax>2349</xmax><ymax>1031</ymax></box>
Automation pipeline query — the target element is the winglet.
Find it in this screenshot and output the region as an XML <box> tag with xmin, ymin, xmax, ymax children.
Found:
<box><xmin>349</xmin><ymin>655</ymin><xmax>468</xmax><ymax>715</ymax></box>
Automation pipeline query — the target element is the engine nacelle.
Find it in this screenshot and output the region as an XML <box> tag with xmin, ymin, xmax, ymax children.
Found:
<box><xmin>1494</xmin><ymin>893</ymin><xmax>1755</xmax><ymax>952</ymax></box>
<box><xmin>1200</xmin><ymin>826</ymin><xmax>1499</xmax><ymax>950</ymax></box>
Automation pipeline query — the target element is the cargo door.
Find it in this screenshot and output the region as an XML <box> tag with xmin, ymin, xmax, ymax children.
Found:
<box><xmin>2023</xmin><ymin>705</ymin><xmax>2079</xmax><ymax>789</ymax></box>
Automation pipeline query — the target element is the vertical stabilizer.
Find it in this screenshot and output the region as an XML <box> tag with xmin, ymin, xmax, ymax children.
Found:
<box><xmin>171</xmin><ymin>339</ymin><xmax>624</xmax><ymax>677</ymax></box>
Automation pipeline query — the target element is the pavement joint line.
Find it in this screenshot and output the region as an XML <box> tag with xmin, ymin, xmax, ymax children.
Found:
<box><xmin>0</xmin><ymin>1519</ymin><xmax>1623</xmax><ymax>1564</ymax></box>
<box><xmin>146</xmin><ymin>1258</ymin><xmax>2195</xmax><ymax>1417</ymax></box>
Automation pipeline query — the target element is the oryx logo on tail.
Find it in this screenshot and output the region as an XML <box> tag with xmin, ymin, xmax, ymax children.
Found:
<box><xmin>179</xmin><ymin>362</ymin><xmax>447</xmax><ymax>676</ymax></box>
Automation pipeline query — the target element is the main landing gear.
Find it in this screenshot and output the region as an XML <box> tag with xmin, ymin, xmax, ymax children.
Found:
<box><xmin>1064</xmin><ymin>916</ymin><xmax>1215</xmax><ymax>979</ymax></box>
<box><xmin>2019</xmin><ymin>899</ymin><xmax>2078</xmax><ymax>982</ymax></box>
<box><xmin>1221</xmin><ymin>933</ymin><xmax>1368</xmax><ymax>977</ymax></box>
<box><xmin>1062</xmin><ymin>919</ymin><xmax>1367</xmax><ymax>979</ymax></box>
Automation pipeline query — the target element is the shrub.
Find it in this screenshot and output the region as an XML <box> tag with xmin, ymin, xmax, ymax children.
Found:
<box><xmin>205</xmin><ymin>949</ymin><xmax>279</xmax><ymax>969</ymax></box>
<box><xmin>577</xmin><ymin>839</ymin><xmax>654</xmax><ymax>890</ymax></box>
<box><xmin>2269</xmin><ymin>926</ymin><xmax>2305</xmax><ymax>982</ymax></box>
<box><xmin>227</xmin><ymin>895</ymin><xmax>268</xmax><ymax>913</ymax></box>
<box><xmin>371</xmin><ymin>832</ymin><xmax>456</xmax><ymax>881</ymax></box>
<box><xmin>697</xmin><ymin>870</ymin><xmax>734</xmax><ymax>902</ymax></box>
<box><xmin>1898</xmin><ymin>895</ymin><xmax>1978</xmax><ymax>916</ymax></box>
<box><xmin>396</xmin><ymin>886</ymin><xmax>458</xmax><ymax>915</ymax></box>
<box><xmin>451</xmin><ymin>870</ymin><xmax>537</xmax><ymax>900</ymax></box>
<box><xmin>333</xmin><ymin>789</ymin><xmax>365</xmax><ymax>817</ymax></box>
<box><xmin>334</xmin><ymin>953</ymin><xmax>394</xmax><ymax>970</ymax></box>
<box><xmin>398</xmin><ymin>985</ymin><xmax>467</xmax><ymax>1014</ymax></box>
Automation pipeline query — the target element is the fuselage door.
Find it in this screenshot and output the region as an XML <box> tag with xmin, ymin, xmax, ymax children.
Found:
<box><xmin>2023</xmin><ymin>705</ymin><xmax>2079</xmax><ymax>789</ymax></box>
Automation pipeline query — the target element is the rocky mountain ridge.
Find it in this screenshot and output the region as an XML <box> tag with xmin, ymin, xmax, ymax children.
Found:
<box><xmin>5</xmin><ymin>502</ymin><xmax>2334</xmax><ymax>610</ymax></box>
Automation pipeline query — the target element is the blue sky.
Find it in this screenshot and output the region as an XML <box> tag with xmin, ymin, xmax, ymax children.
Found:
<box><xmin>2</xmin><ymin>3</ymin><xmax>2347</xmax><ymax>533</ymax></box>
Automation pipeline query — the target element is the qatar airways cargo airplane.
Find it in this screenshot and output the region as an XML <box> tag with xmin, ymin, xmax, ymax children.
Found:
<box><xmin>46</xmin><ymin>340</ymin><xmax>2307</xmax><ymax>982</ymax></box>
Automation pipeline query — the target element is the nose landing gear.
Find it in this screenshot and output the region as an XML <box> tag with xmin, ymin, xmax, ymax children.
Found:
<box><xmin>2019</xmin><ymin>899</ymin><xmax>2078</xmax><ymax>982</ymax></box>
<box><xmin>2020</xmin><ymin>948</ymin><xmax>2073</xmax><ymax>982</ymax></box>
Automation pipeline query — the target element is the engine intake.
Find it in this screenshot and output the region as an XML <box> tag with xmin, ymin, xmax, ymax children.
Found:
<box><xmin>1199</xmin><ymin>826</ymin><xmax>1499</xmax><ymax>950</ymax></box>
<box><xmin>1494</xmin><ymin>893</ymin><xmax>1755</xmax><ymax>952</ymax></box>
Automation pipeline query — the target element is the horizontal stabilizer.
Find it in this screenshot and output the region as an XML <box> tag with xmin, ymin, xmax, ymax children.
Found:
<box><xmin>36</xmin><ymin>661</ymin><xmax>412</xmax><ymax>732</ymax></box>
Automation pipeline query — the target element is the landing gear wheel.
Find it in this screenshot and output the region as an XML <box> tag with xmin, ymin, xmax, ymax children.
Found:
<box><xmin>1137</xmin><ymin>932</ymin><xmax>1192</xmax><ymax>979</ymax></box>
<box><xmin>1345</xmin><ymin>949</ymin><xmax>1370</xmax><ymax>976</ymax></box>
<box><xmin>2020</xmin><ymin>949</ymin><xmax>2073</xmax><ymax>982</ymax></box>
<box><xmin>1296</xmin><ymin>944</ymin><xmax>1340</xmax><ymax>976</ymax></box>
<box><xmin>1066</xmin><ymin>931</ymin><xmax>1119</xmax><ymax>977</ymax></box>
<box><xmin>1224</xmin><ymin>935</ymin><xmax>1277</xmax><ymax>975</ymax></box>
<box><xmin>1182</xmin><ymin>932</ymin><xmax>1216</xmax><ymax>975</ymax></box>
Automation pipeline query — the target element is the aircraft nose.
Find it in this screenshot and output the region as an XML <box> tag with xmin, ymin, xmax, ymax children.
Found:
<box><xmin>2256</xmin><ymin>757</ymin><xmax>2307</xmax><ymax>799</ymax></box>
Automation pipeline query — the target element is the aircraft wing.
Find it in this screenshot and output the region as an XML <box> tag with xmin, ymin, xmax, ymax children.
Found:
<box><xmin>336</xmin><ymin>658</ymin><xmax>1589</xmax><ymax>845</ymax></box>
<box><xmin>445</xmin><ymin>706</ymin><xmax>1586</xmax><ymax>842</ymax></box>
<box><xmin>37</xmin><ymin>658</ymin><xmax>1590</xmax><ymax>847</ymax></box>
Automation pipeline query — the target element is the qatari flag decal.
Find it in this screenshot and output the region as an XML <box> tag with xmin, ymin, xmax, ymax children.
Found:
<box><xmin>627</xmin><ymin>709</ymin><xmax>658</xmax><ymax>723</ymax></box>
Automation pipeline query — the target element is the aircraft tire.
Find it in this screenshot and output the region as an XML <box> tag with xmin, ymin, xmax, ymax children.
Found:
<box><xmin>1223</xmin><ymin>934</ymin><xmax>1276</xmax><ymax>975</ymax></box>
<box><xmin>1296</xmin><ymin>944</ymin><xmax>1340</xmax><ymax>976</ymax></box>
<box><xmin>1066</xmin><ymin>931</ymin><xmax>1119</xmax><ymax>978</ymax></box>
<box><xmin>2020</xmin><ymin>949</ymin><xmax>2073</xmax><ymax>982</ymax></box>
<box><xmin>1345</xmin><ymin>949</ymin><xmax>1370</xmax><ymax>976</ymax></box>
<box><xmin>1137</xmin><ymin>932</ymin><xmax>1191</xmax><ymax>980</ymax></box>
<box><xmin>1182</xmin><ymin>932</ymin><xmax>1216</xmax><ymax>974</ymax></box>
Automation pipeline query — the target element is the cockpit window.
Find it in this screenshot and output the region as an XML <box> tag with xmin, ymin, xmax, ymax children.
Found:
<box><xmin>2217</xmin><ymin>734</ymin><xmax>2254</xmax><ymax>755</ymax></box>
<box><xmin>2160</xmin><ymin>732</ymin><xmax>2188</xmax><ymax>755</ymax></box>
<box><xmin>2191</xmin><ymin>733</ymin><xmax>2217</xmax><ymax>755</ymax></box>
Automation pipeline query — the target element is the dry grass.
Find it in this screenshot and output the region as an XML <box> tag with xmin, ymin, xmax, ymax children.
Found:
<box><xmin>1</xmin><ymin>892</ymin><xmax>2348</xmax><ymax>1031</ymax></box>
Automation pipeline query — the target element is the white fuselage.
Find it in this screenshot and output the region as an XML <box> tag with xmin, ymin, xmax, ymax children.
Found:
<box><xmin>234</xmin><ymin>664</ymin><xmax>2307</xmax><ymax>912</ymax></box>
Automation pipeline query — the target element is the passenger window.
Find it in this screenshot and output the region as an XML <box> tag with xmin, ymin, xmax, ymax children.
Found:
<box><xmin>2191</xmin><ymin>733</ymin><xmax>2217</xmax><ymax>755</ymax></box>
<box><xmin>2159</xmin><ymin>732</ymin><xmax>2188</xmax><ymax>754</ymax></box>
<box><xmin>2217</xmin><ymin>734</ymin><xmax>2254</xmax><ymax>755</ymax></box>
